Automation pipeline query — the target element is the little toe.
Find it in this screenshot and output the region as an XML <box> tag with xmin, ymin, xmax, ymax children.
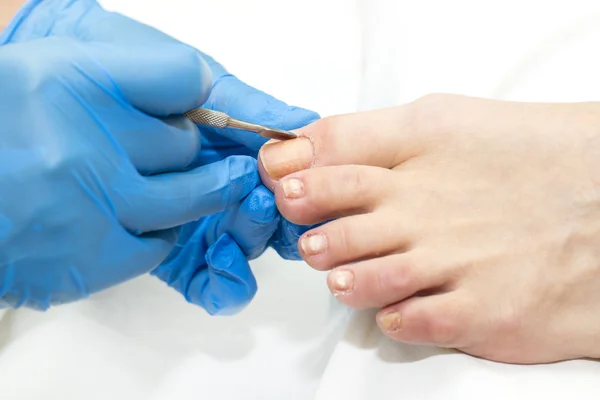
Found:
<box><xmin>376</xmin><ymin>293</ymin><xmax>474</xmax><ymax>349</ymax></box>
<box><xmin>274</xmin><ymin>165</ymin><xmax>394</xmax><ymax>226</ymax></box>
<box><xmin>327</xmin><ymin>253</ymin><xmax>453</xmax><ymax>309</ymax></box>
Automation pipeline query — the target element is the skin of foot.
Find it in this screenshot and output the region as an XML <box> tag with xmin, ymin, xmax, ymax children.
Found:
<box><xmin>258</xmin><ymin>94</ymin><xmax>600</xmax><ymax>364</ymax></box>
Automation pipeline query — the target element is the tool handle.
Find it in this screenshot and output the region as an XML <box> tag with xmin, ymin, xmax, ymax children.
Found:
<box><xmin>183</xmin><ymin>108</ymin><xmax>229</xmax><ymax>129</ymax></box>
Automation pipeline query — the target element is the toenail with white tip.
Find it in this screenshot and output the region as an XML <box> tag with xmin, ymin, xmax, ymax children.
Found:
<box><xmin>301</xmin><ymin>234</ymin><xmax>327</xmax><ymax>255</ymax></box>
<box><xmin>329</xmin><ymin>269</ymin><xmax>354</xmax><ymax>295</ymax></box>
<box><xmin>281</xmin><ymin>177</ymin><xmax>304</xmax><ymax>199</ymax></box>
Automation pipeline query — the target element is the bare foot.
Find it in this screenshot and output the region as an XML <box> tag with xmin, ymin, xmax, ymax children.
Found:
<box><xmin>258</xmin><ymin>94</ymin><xmax>600</xmax><ymax>364</ymax></box>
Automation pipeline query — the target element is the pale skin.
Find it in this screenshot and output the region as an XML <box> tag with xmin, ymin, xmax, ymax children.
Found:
<box><xmin>259</xmin><ymin>94</ymin><xmax>600</xmax><ymax>364</ymax></box>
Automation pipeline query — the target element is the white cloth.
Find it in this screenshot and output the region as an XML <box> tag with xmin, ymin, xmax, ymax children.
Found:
<box><xmin>2</xmin><ymin>1</ymin><xmax>600</xmax><ymax>399</ymax></box>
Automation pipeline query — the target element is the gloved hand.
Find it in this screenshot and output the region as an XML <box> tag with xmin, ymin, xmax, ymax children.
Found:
<box><xmin>1</xmin><ymin>0</ymin><xmax>320</xmax><ymax>163</ymax></box>
<box><xmin>151</xmin><ymin>88</ymin><xmax>318</xmax><ymax>314</ymax></box>
<box><xmin>2</xmin><ymin>0</ymin><xmax>321</xmax><ymax>314</ymax></box>
<box><xmin>198</xmin><ymin>74</ymin><xmax>323</xmax><ymax>261</ymax></box>
<box><xmin>0</xmin><ymin>31</ymin><xmax>259</xmax><ymax>310</ymax></box>
<box><xmin>151</xmin><ymin>89</ymin><xmax>318</xmax><ymax>314</ymax></box>
<box><xmin>153</xmin><ymin>185</ymin><xmax>280</xmax><ymax>315</ymax></box>
<box><xmin>157</xmin><ymin>69</ymin><xmax>322</xmax><ymax>312</ymax></box>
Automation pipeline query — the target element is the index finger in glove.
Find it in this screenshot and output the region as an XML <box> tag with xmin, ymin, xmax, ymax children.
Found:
<box><xmin>200</xmin><ymin>55</ymin><xmax>320</xmax><ymax>151</ymax></box>
<box><xmin>204</xmin><ymin>185</ymin><xmax>279</xmax><ymax>260</ymax></box>
<box><xmin>117</xmin><ymin>156</ymin><xmax>260</xmax><ymax>234</ymax></box>
<box><xmin>189</xmin><ymin>233</ymin><xmax>257</xmax><ymax>316</ymax></box>
<box><xmin>89</xmin><ymin>43</ymin><xmax>211</xmax><ymax>117</ymax></box>
<box><xmin>4</xmin><ymin>1</ymin><xmax>212</xmax><ymax>116</ymax></box>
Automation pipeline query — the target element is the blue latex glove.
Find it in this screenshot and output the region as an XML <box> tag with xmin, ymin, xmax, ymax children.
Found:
<box><xmin>2</xmin><ymin>0</ymin><xmax>321</xmax><ymax>313</ymax></box>
<box><xmin>166</xmin><ymin>55</ymin><xmax>322</xmax><ymax>262</ymax></box>
<box><xmin>0</xmin><ymin>30</ymin><xmax>259</xmax><ymax>310</ymax></box>
<box><xmin>156</xmin><ymin>74</ymin><xmax>321</xmax><ymax>312</ymax></box>
<box><xmin>153</xmin><ymin>185</ymin><xmax>280</xmax><ymax>315</ymax></box>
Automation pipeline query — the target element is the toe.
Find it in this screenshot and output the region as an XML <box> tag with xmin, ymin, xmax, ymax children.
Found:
<box><xmin>274</xmin><ymin>165</ymin><xmax>394</xmax><ymax>225</ymax></box>
<box><xmin>259</xmin><ymin>137</ymin><xmax>314</xmax><ymax>181</ymax></box>
<box><xmin>299</xmin><ymin>212</ymin><xmax>412</xmax><ymax>271</ymax></box>
<box><xmin>376</xmin><ymin>293</ymin><xmax>473</xmax><ymax>348</ymax></box>
<box><xmin>327</xmin><ymin>253</ymin><xmax>452</xmax><ymax>309</ymax></box>
<box><xmin>258</xmin><ymin>106</ymin><xmax>428</xmax><ymax>180</ymax></box>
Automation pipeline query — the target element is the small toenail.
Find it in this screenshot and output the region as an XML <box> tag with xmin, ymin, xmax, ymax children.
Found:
<box><xmin>281</xmin><ymin>177</ymin><xmax>304</xmax><ymax>199</ymax></box>
<box><xmin>329</xmin><ymin>269</ymin><xmax>354</xmax><ymax>295</ymax></box>
<box><xmin>379</xmin><ymin>312</ymin><xmax>402</xmax><ymax>332</ymax></box>
<box><xmin>301</xmin><ymin>233</ymin><xmax>327</xmax><ymax>255</ymax></box>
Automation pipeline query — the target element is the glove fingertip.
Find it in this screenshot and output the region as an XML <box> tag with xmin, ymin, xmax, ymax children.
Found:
<box><xmin>283</xmin><ymin>106</ymin><xmax>321</xmax><ymax>129</ymax></box>
<box><xmin>187</xmin><ymin>234</ymin><xmax>257</xmax><ymax>316</ymax></box>
<box><xmin>242</xmin><ymin>185</ymin><xmax>277</xmax><ymax>223</ymax></box>
<box><xmin>232</xmin><ymin>186</ymin><xmax>279</xmax><ymax>259</ymax></box>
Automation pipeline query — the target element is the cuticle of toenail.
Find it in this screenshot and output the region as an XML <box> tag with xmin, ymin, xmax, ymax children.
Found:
<box><xmin>330</xmin><ymin>269</ymin><xmax>354</xmax><ymax>296</ymax></box>
<box><xmin>380</xmin><ymin>312</ymin><xmax>402</xmax><ymax>332</ymax></box>
<box><xmin>281</xmin><ymin>177</ymin><xmax>304</xmax><ymax>199</ymax></box>
<box><xmin>299</xmin><ymin>134</ymin><xmax>317</xmax><ymax>168</ymax></box>
<box><xmin>300</xmin><ymin>233</ymin><xmax>327</xmax><ymax>255</ymax></box>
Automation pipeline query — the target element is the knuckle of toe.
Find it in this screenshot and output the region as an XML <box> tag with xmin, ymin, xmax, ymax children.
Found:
<box><xmin>380</xmin><ymin>262</ymin><xmax>414</xmax><ymax>294</ymax></box>
<box><xmin>333</xmin><ymin>224</ymin><xmax>352</xmax><ymax>259</ymax></box>
<box><xmin>422</xmin><ymin>312</ymin><xmax>462</xmax><ymax>346</ymax></box>
<box><xmin>341</xmin><ymin>167</ymin><xmax>370</xmax><ymax>200</ymax></box>
<box><xmin>409</xmin><ymin>93</ymin><xmax>458</xmax><ymax>138</ymax></box>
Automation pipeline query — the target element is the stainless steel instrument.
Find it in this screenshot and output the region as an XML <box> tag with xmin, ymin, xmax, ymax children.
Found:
<box><xmin>184</xmin><ymin>108</ymin><xmax>297</xmax><ymax>141</ymax></box>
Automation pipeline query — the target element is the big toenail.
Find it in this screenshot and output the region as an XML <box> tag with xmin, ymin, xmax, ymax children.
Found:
<box><xmin>259</xmin><ymin>137</ymin><xmax>314</xmax><ymax>180</ymax></box>
<box><xmin>281</xmin><ymin>177</ymin><xmax>304</xmax><ymax>198</ymax></box>
<box><xmin>329</xmin><ymin>269</ymin><xmax>354</xmax><ymax>295</ymax></box>
<box><xmin>379</xmin><ymin>312</ymin><xmax>402</xmax><ymax>332</ymax></box>
<box><xmin>301</xmin><ymin>234</ymin><xmax>327</xmax><ymax>255</ymax></box>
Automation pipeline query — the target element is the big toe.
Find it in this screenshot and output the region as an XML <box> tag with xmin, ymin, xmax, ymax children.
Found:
<box><xmin>258</xmin><ymin>107</ymin><xmax>425</xmax><ymax>182</ymax></box>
